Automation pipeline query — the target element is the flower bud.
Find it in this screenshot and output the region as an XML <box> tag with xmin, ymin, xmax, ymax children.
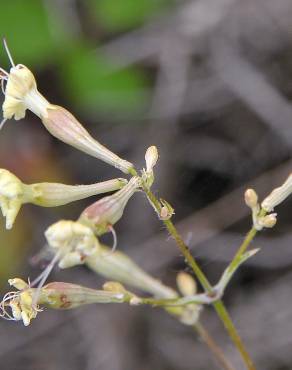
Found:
<box><xmin>244</xmin><ymin>188</ymin><xmax>258</xmax><ymax>209</ymax></box>
<box><xmin>176</xmin><ymin>272</ymin><xmax>197</xmax><ymax>297</ymax></box>
<box><xmin>159</xmin><ymin>199</ymin><xmax>175</xmax><ymax>220</ymax></box>
<box><xmin>258</xmin><ymin>213</ymin><xmax>277</xmax><ymax>229</ymax></box>
<box><xmin>79</xmin><ymin>176</ymin><xmax>141</xmax><ymax>235</ymax></box>
<box><xmin>145</xmin><ymin>146</ymin><xmax>158</xmax><ymax>173</ymax></box>
<box><xmin>102</xmin><ymin>281</ymin><xmax>136</xmax><ymax>302</ymax></box>
<box><xmin>179</xmin><ymin>304</ymin><xmax>201</xmax><ymax>326</ymax></box>
<box><xmin>102</xmin><ymin>281</ymin><xmax>128</xmax><ymax>294</ymax></box>
<box><xmin>142</xmin><ymin>146</ymin><xmax>158</xmax><ymax>188</ymax></box>
<box><xmin>262</xmin><ymin>173</ymin><xmax>292</xmax><ymax>212</ymax></box>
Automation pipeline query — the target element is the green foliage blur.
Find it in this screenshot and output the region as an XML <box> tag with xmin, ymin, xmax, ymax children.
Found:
<box><xmin>0</xmin><ymin>0</ymin><xmax>170</xmax><ymax>116</ymax></box>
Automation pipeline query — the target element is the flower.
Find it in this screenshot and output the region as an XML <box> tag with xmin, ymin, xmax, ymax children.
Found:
<box><xmin>79</xmin><ymin>176</ymin><xmax>141</xmax><ymax>235</ymax></box>
<box><xmin>142</xmin><ymin>146</ymin><xmax>159</xmax><ymax>188</ymax></box>
<box><xmin>0</xmin><ymin>168</ymin><xmax>127</xmax><ymax>229</ymax></box>
<box><xmin>0</xmin><ymin>279</ymin><xmax>129</xmax><ymax>326</ymax></box>
<box><xmin>29</xmin><ymin>178</ymin><xmax>127</xmax><ymax>207</ymax></box>
<box><xmin>42</xmin><ymin>282</ymin><xmax>128</xmax><ymax>309</ymax></box>
<box><xmin>0</xmin><ymin>279</ymin><xmax>40</xmax><ymax>326</ymax></box>
<box><xmin>0</xmin><ymin>53</ymin><xmax>135</xmax><ymax>174</ymax></box>
<box><xmin>262</xmin><ymin>173</ymin><xmax>292</xmax><ymax>212</ymax></box>
<box><xmin>45</xmin><ymin>219</ymin><xmax>177</xmax><ymax>298</ymax></box>
<box><xmin>45</xmin><ymin>220</ymin><xmax>98</xmax><ymax>268</ymax></box>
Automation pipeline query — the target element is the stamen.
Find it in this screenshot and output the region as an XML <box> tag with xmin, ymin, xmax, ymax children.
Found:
<box><xmin>3</xmin><ymin>38</ymin><xmax>15</xmax><ymax>68</ymax></box>
<box><xmin>0</xmin><ymin>118</ymin><xmax>7</xmax><ymax>130</ymax></box>
<box><xmin>32</xmin><ymin>250</ymin><xmax>61</xmax><ymax>307</ymax></box>
<box><xmin>1</xmin><ymin>79</ymin><xmax>7</xmax><ymax>95</ymax></box>
<box><xmin>0</xmin><ymin>291</ymin><xmax>19</xmax><ymax>320</ymax></box>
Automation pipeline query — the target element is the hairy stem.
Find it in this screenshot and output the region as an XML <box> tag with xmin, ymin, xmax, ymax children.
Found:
<box><xmin>142</xmin><ymin>184</ymin><xmax>256</xmax><ymax>370</ymax></box>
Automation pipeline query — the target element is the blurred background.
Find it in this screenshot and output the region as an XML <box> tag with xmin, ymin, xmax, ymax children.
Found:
<box><xmin>0</xmin><ymin>0</ymin><xmax>292</xmax><ymax>369</ymax></box>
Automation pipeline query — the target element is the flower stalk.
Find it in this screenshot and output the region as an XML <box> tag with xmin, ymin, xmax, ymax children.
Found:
<box><xmin>141</xmin><ymin>182</ymin><xmax>256</xmax><ymax>370</ymax></box>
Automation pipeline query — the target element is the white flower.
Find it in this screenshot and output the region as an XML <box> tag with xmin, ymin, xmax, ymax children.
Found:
<box><xmin>45</xmin><ymin>220</ymin><xmax>99</xmax><ymax>268</ymax></box>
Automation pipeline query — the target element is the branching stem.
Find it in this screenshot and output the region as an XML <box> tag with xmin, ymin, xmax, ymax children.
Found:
<box><xmin>142</xmin><ymin>183</ymin><xmax>256</xmax><ymax>370</ymax></box>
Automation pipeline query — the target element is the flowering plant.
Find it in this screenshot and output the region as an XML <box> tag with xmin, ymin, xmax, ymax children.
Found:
<box><xmin>0</xmin><ymin>40</ymin><xmax>291</xmax><ymax>370</ymax></box>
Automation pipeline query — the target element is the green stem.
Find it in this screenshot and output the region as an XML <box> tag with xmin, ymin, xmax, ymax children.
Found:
<box><xmin>142</xmin><ymin>185</ymin><xmax>256</xmax><ymax>370</ymax></box>
<box><xmin>213</xmin><ymin>301</ymin><xmax>255</xmax><ymax>370</ymax></box>
<box><xmin>228</xmin><ymin>209</ymin><xmax>266</xmax><ymax>272</ymax></box>
<box><xmin>228</xmin><ymin>227</ymin><xmax>257</xmax><ymax>273</ymax></box>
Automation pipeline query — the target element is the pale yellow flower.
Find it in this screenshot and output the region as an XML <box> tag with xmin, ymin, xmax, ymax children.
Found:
<box><xmin>0</xmin><ymin>168</ymin><xmax>126</xmax><ymax>229</ymax></box>
<box><xmin>0</xmin><ymin>42</ymin><xmax>135</xmax><ymax>174</ymax></box>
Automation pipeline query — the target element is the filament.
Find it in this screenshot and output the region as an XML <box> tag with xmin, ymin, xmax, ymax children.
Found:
<box><xmin>0</xmin><ymin>118</ymin><xmax>7</xmax><ymax>130</ymax></box>
<box><xmin>3</xmin><ymin>38</ymin><xmax>15</xmax><ymax>68</ymax></box>
<box><xmin>31</xmin><ymin>250</ymin><xmax>61</xmax><ymax>307</ymax></box>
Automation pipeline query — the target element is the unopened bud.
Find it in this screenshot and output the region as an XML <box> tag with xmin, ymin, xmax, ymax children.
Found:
<box><xmin>258</xmin><ymin>213</ymin><xmax>277</xmax><ymax>228</ymax></box>
<box><xmin>129</xmin><ymin>297</ymin><xmax>143</xmax><ymax>305</ymax></box>
<box><xmin>179</xmin><ymin>305</ymin><xmax>202</xmax><ymax>326</ymax></box>
<box><xmin>176</xmin><ymin>272</ymin><xmax>197</xmax><ymax>296</ymax></box>
<box><xmin>244</xmin><ymin>189</ymin><xmax>258</xmax><ymax>209</ymax></box>
<box><xmin>102</xmin><ymin>281</ymin><xmax>127</xmax><ymax>294</ymax></box>
<box><xmin>262</xmin><ymin>173</ymin><xmax>292</xmax><ymax>212</ymax></box>
<box><xmin>159</xmin><ymin>199</ymin><xmax>175</xmax><ymax>220</ymax></box>
<box><xmin>145</xmin><ymin>146</ymin><xmax>158</xmax><ymax>173</ymax></box>
<box><xmin>79</xmin><ymin>176</ymin><xmax>141</xmax><ymax>235</ymax></box>
<box><xmin>103</xmin><ymin>281</ymin><xmax>136</xmax><ymax>302</ymax></box>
